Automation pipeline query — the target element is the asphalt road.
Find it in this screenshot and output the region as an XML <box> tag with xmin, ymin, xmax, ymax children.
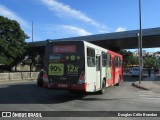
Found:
<box><xmin>0</xmin><ymin>75</ymin><xmax>160</xmax><ymax>120</ymax></box>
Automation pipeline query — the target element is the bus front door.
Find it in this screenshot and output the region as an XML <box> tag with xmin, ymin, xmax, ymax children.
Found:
<box><xmin>96</xmin><ymin>55</ymin><xmax>101</xmax><ymax>90</ymax></box>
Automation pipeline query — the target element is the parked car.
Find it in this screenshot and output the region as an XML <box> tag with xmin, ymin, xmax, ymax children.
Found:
<box><xmin>130</xmin><ymin>67</ymin><xmax>139</xmax><ymax>77</ymax></box>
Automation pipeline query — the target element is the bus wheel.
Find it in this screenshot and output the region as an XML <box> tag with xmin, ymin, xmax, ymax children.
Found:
<box><xmin>100</xmin><ymin>79</ymin><xmax>106</xmax><ymax>94</ymax></box>
<box><xmin>116</xmin><ymin>83</ymin><xmax>119</xmax><ymax>86</ymax></box>
<box><xmin>37</xmin><ymin>79</ymin><xmax>43</xmax><ymax>87</ymax></box>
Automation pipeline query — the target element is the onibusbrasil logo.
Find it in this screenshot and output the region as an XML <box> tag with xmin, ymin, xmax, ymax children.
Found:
<box><xmin>1</xmin><ymin>112</ymin><xmax>42</xmax><ymax>118</ymax></box>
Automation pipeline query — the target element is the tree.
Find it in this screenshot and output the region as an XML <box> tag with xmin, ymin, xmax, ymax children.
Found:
<box><xmin>22</xmin><ymin>48</ymin><xmax>42</xmax><ymax>71</ymax></box>
<box><xmin>119</xmin><ymin>49</ymin><xmax>137</xmax><ymax>68</ymax></box>
<box><xmin>130</xmin><ymin>56</ymin><xmax>138</xmax><ymax>67</ymax></box>
<box><xmin>0</xmin><ymin>16</ymin><xmax>27</xmax><ymax>71</ymax></box>
<box><xmin>157</xmin><ymin>57</ymin><xmax>160</xmax><ymax>67</ymax></box>
<box><xmin>143</xmin><ymin>56</ymin><xmax>157</xmax><ymax>68</ymax></box>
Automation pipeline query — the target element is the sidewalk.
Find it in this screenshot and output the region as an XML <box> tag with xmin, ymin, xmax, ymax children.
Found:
<box><xmin>132</xmin><ymin>74</ymin><xmax>160</xmax><ymax>91</ymax></box>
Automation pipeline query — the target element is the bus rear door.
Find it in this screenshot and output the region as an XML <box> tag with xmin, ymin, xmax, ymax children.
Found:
<box><xmin>96</xmin><ymin>55</ymin><xmax>101</xmax><ymax>90</ymax></box>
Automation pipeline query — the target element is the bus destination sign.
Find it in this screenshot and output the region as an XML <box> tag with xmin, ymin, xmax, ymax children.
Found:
<box><xmin>53</xmin><ymin>45</ymin><xmax>76</xmax><ymax>53</ymax></box>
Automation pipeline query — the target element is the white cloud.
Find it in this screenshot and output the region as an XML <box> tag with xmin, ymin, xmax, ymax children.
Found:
<box><xmin>61</xmin><ymin>25</ymin><xmax>92</xmax><ymax>36</ymax></box>
<box><xmin>115</xmin><ymin>27</ymin><xmax>126</xmax><ymax>32</ymax></box>
<box><xmin>0</xmin><ymin>4</ymin><xmax>29</xmax><ymax>29</ymax></box>
<box><xmin>40</xmin><ymin>0</ymin><xmax>104</xmax><ymax>28</ymax></box>
<box><xmin>98</xmin><ymin>29</ymin><xmax>109</xmax><ymax>33</ymax></box>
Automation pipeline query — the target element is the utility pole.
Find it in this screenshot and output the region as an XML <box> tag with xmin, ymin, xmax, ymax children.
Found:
<box><xmin>138</xmin><ymin>0</ymin><xmax>143</xmax><ymax>84</ymax></box>
<box><xmin>32</xmin><ymin>21</ymin><xmax>34</xmax><ymax>42</ymax></box>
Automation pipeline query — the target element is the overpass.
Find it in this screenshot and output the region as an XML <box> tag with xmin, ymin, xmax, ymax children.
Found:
<box><xmin>28</xmin><ymin>27</ymin><xmax>160</xmax><ymax>51</ymax></box>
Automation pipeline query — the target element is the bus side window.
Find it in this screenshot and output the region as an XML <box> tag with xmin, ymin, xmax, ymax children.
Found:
<box><xmin>119</xmin><ymin>57</ymin><xmax>122</xmax><ymax>67</ymax></box>
<box><xmin>115</xmin><ymin>57</ymin><xmax>118</xmax><ymax>67</ymax></box>
<box><xmin>107</xmin><ymin>53</ymin><xmax>111</xmax><ymax>67</ymax></box>
<box><xmin>96</xmin><ymin>56</ymin><xmax>100</xmax><ymax>71</ymax></box>
<box><xmin>87</xmin><ymin>47</ymin><xmax>95</xmax><ymax>67</ymax></box>
<box><xmin>115</xmin><ymin>56</ymin><xmax>121</xmax><ymax>67</ymax></box>
<box><xmin>102</xmin><ymin>52</ymin><xmax>107</xmax><ymax>67</ymax></box>
<box><xmin>102</xmin><ymin>53</ymin><xmax>111</xmax><ymax>67</ymax></box>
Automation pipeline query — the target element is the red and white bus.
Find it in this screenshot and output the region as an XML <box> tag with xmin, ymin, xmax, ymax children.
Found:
<box><xmin>40</xmin><ymin>41</ymin><xmax>123</xmax><ymax>94</ymax></box>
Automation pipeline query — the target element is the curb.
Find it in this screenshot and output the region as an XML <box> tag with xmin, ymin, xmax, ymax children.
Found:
<box><xmin>131</xmin><ymin>83</ymin><xmax>150</xmax><ymax>91</ymax></box>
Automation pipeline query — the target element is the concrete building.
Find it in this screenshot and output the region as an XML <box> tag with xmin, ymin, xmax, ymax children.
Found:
<box><xmin>153</xmin><ymin>52</ymin><xmax>160</xmax><ymax>59</ymax></box>
<box><xmin>133</xmin><ymin>50</ymin><xmax>147</xmax><ymax>56</ymax></box>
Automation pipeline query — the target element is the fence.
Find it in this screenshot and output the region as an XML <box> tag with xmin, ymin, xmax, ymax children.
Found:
<box><xmin>0</xmin><ymin>72</ymin><xmax>39</xmax><ymax>81</ymax></box>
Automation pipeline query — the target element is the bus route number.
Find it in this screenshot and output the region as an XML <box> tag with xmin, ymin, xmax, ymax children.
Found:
<box><xmin>67</xmin><ymin>64</ymin><xmax>79</xmax><ymax>73</ymax></box>
<box><xmin>49</xmin><ymin>64</ymin><xmax>64</xmax><ymax>76</ymax></box>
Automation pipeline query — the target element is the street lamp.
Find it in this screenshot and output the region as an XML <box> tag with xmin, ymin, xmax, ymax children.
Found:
<box><xmin>138</xmin><ymin>0</ymin><xmax>143</xmax><ymax>84</ymax></box>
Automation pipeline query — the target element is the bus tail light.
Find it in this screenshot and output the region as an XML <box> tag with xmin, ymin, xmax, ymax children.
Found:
<box><xmin>78</xmin><ymin>71</ymin><xmax>85</xmax><ymax>84</ymax></box>
<box><xmin>43</xmin><ymin>71</ymin><xmax>48</xmax><ymax>82</ymax></box>
<box><xmin>60</xmin><ymin>60</ymin><xmax>65</xmax><ymax>63</ymax></box>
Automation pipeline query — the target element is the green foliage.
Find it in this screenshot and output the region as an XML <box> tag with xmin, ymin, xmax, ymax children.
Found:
<box><xmin>119</xmin><ymin>49</ymin><xmax>159</xmax><ymax>69</ymax></box>
<box><xmin>21</xmin><ymin>47</ymin><xmax>43</xmax><ymax>71</ymax></box>
<box><xmin>0</xmin><ymin>16</ymin><xmax>27</xmax><ymax>70</ymax></box>
<box><xmin>23</xmin><ymin>50</ymin><xmax>41</xmax><ymax>65</ymax></box>
<box><xmin>119</xmin><ymin>49</ymin><xmax>160</xmax><ymax>69</ymax></box>
<box><xmin>143</xmin><ymin>56</ymin><xmax>157</xmax><ymax>68</ymax></box>
<box><xmin>119</xmin><ymin>49</ymin><xmax>138</xmax><ymax>68</ymax></box>
<box><xmin>158</xmin><ymin>58</ymin><xmax>160</xmax><ymax>67</ymax></box>
<box><xmin>130</xmin><ymin>56</ymin><xmax>139</xmax><ymax>66</ymax></box>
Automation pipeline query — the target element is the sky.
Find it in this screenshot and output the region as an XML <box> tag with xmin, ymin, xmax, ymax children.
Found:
<box><xmin>0</xmin><ymin>0</ymin><xmax>160</xmax><ymax>52</ymax></box>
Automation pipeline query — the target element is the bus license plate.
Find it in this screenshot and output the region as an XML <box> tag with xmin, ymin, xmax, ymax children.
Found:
<box><xmin>58</xmin><ymin>84</ymin><xmax>68</xmax><ymax>88</ymax></box>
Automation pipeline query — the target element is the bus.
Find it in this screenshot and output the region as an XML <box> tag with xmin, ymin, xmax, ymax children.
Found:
<box><xmin>40</xmin><ymin>41</ymin><xmax>123</xmax><ymax>94</ymax></box>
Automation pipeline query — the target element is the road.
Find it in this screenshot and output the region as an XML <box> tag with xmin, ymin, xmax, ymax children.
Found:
<box><xmin>0</xmin><ymin>75</ymin><xmax>160</xmax><ymax>120</ymax></box>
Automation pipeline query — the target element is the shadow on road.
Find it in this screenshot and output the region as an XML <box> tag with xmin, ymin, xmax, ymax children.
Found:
<box><xmin>123</xmin><ymin>74</ymin><xmax>160</xmax><ymax>82</ymax></box>
<box><xmin>79</xmin><ymin>97</ymin><xmax>134</xmax><ymax>101</ymax></box>
<box><xmin>123</xmin><ymin>75</ymin><xmax>139</xmax><ymax>82</ymax></box>
<box><xmin>1</xmin><ymin>75</ymin><xmax>159</xmax><ymax>104</ymax></box>
<box><xmin>0</xmin><ymin>82</ymin><xmax>85</xmax><ymax>104</ymax></box>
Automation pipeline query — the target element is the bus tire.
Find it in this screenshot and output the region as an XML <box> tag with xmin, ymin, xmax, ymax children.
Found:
<box><xmin>116</xmin><ymin>83</ymin><xmax>119</xmax><ymax>86</ymax></box>
<box><xmin>100</xmin><ymin>79</ymin><xmax>106</xmax><ymax>94</ymax></box>
<box><xmin>37</xmin><ymin>79</ymin><xmax>43</xmax><ymax>87</ymax></box>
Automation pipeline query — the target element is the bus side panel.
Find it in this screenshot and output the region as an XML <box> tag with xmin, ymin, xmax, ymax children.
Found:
<box><xmin>121</xmin><ymin>56</ymin><xmax>124</xmax><ymax>81</ymax></box>
<box><xmin>118</xmin><ymin>56</ymin><xmax>123</xmax><ymax>82</ymax></box>
<box><xmin>106</xmin><ymin>56</ymin><xmax>114</xmax><ymax>86</ymax></box>
<box><xmin>84</xmin><ymin>46</ymin><xmax>97</xmax><ymax>92</ymax></box>
<box><xmin>106</xmin><ymin>67</ymin><xmax>113</xmax><ymax>87</ymax></box>
<box><xmin>85</xmin><ymin>67</ymin><xmax>97</xmax><ymax>92</ymax></box>
<box><xmin>111</xmin><ymin>57</ymin><xmax>115</xmax><ymax>85</ymax></box>
<box><xmin>114</xmin><ymin>55</ymin><xmax>123</xmax><ymax>84</ymax></box>
<box><xmin>114</xmin><ymin>67</ymin><xmax>119</xmax><ymax>84</ymax></box>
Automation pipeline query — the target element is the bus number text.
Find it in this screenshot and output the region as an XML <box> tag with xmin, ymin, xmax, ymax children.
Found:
<box><xmin>67</xmin><ymin>64</ymin><xmax>79</xmax><ymax>73</ymax></box>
